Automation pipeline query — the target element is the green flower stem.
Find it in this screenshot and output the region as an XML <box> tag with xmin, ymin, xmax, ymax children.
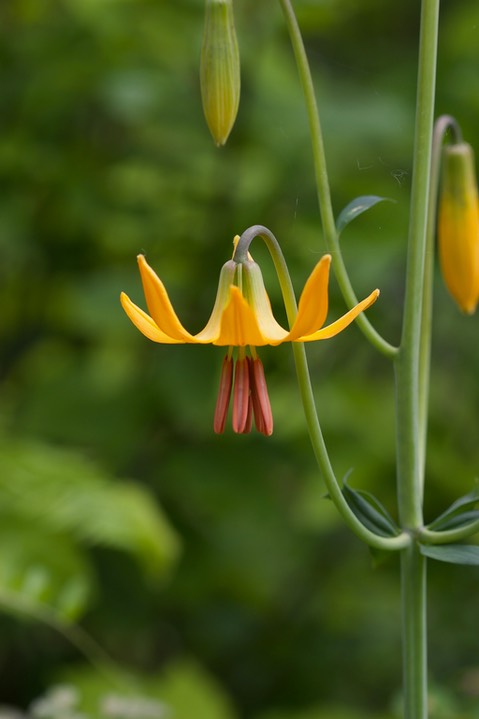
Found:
<box><xmin>277</xmin><ymin>0</ymin><xmax>398</xmax><ymax>360</ymax></box>
<box><xmin>236</xmin><ymin>225</ymin><xmax>410</xmax><ymax>552</ymax></box>
<box><xmin>290</xmin><ymin>339</ymin><xmax>409</xmax><ymax>555</ymax></box>
<box><xmin>419</xmin><ymin>519</ymin><xmax>479</xmax><ymax>545</ymax></box>
<box><xmin>418</xmin><ymin>115</ymin><xmax>462</xmax><ymax>481</ymax></box>
<box><xmin>396</xmin><ymin>0</ymin><xmax>439</xmax><ymax>530</ymax></box>
<box><xmin>277</xmin><ymin>0</ymin><xmax>441</xmax><ymax>715</ymax></box>
<box><xmin>401</xmin><ymin>545</ymin><xmax>428</xmax><ymax>719</ymax></box>
<box><xmin>395</xmin><ymin>1</ymin><xmax>440</xmax><ymax>716</ymax></box>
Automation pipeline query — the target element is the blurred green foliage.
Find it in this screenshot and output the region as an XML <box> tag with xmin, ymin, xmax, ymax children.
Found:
<box><xmin>1</xmin><ymin>0</ymin><xmax>479</xmax><ymax>717</ymax></box>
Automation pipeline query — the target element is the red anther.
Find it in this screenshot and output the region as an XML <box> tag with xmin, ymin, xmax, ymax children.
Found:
<box><xmin>232</xmin><ymin>357</ymin><xmax>250</xmax><ymax>433</ymax></box>
<box><xmin>247</xmin><ymin>357</ymin><xmax>264</xmax><ymax>434</ymax></box>
<box><xmin>213</xmin><ymin>356</ymin><xmax>233</xmax><ymax>434</ymax></box>
<box><xmin>240</xmin><ymin>395</ymin><xmax>253</xmax><ymax>434</ymax></box>
<box><xmin>250</xmin><ymin>357</ymin><xmax>273</xmax><ymax>436</ymax></box>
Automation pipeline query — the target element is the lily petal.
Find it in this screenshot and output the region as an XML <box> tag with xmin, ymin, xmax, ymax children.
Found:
<box><xmin>288</xmin><ymin>255</ymin><xmax>331</xmax><ymax>339</ymax></box>
<box><xmin>296</xmin><ymin>289</ymin><xmax>380</xmax><ymax>342</ymax></box>
<box><xmin>193</xmin><ymin>261</ymin><xmax>237</xmax><ymax>343</ymax></box>
<box><xmin>120</xmin><ymin>292</ymin><xmax>184</xmax><ymax>344</ymax></box>
<box><xmin>242</xmin><ymin>261</ymin><xmax>289</xmax><ymax>344</ymax></box>
<box><xmin>213</xmin><ymin>286</ymin><xmax>271</xmax><ymax>346</ymax></box>
<box><xmin>137</xmin><ymin>255</ymin><xmax>194</xmax><ymax>341</ymax></box>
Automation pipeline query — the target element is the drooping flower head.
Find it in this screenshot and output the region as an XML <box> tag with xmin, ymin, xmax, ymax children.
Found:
<box><xmin>438</xmin><ymin>141</ymin><xmax>479</xmax><ymax>314</ymax></box>
<box><xmin>120</xmin><ymin>227</ymin><xmax>379</xmax><ymax>435</ymax></box>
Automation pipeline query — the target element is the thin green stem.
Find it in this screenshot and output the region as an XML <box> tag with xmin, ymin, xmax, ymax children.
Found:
<box><xmin>396</xmin><ymin>1</ymin><xmax>440</xmax><ymax>717</ymax></box>
<box><xmin>277</xmin><ymin>0</ymin><xmax>398</xmax><ymax>359</ymax></box>
<box><xmin>396</xmin><ymin>0</ymin><xmax>439</xmax><ymax>531</ymax></box>
<box><xmin>291</xmin><ymin>340</ymin><xmax>410</xmax><ymax>553</ymax></box>
<box><xmin>236</xmin><ymin>225</ymin><xmax>410</xmax><ymax>551</ymax></box>
<box><xmin>401</xmin><ymin>545</ymin><xmax>428</xmax><ymax>719</ymax></box>
<box><xmin>419</xmin><ymin>115</ymin><xmax>462</xmax><ymax>481</ymax></box>
<box><xmin>419</xmin><ymin>519</ymin><xmax>479</xmax><ymax>545</ymax></box>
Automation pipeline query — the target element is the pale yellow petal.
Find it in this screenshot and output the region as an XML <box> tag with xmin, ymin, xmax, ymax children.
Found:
<box><xmin>242</xmin><ymin>261</ymin><xmax>288</xmax><ymax>344</ymax></box>
<box><xmin>288</xmin><ymin>255</ymin><xmax>331</xmax><ymax>339</ymax></box>
<box><xmin>193</xmin><ymin>260</ymin><xmax>237</xmax><ymax>343</ymax></box>
<box><xmin>137</xmin><ymin>255</ymin><xmax>194</xmax><ymax>341</ymax></box>
<box><xmin>295</xmin><ymin>289</ymin><xmax>380</xmax><ymax>342</ymax></box>
<box><xmin>120</xmin><ymin>292</ymin><xmax>184</xmax><ymax>344</ymax></box>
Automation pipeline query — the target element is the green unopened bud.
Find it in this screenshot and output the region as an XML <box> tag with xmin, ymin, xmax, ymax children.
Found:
<box><xmin>438</xmin><ymin>142</ymin><xmax>479</xmax><ymax>314</ymax></box>
<box><xmin>200</xmin><ymin>0</ymin><xmax>240</xmax><ymax>147</ymax></box>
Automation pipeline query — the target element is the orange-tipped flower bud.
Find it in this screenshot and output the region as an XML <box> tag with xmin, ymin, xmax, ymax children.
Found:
<box><xmin>200</xmin><ymin>0</ymin><xmax>240</xmax><ymax>146</ymax></box>
<box><xmin>438</xmin><ymin>142</ymin><xmax>479</xmax><ymax>314</ymax></box>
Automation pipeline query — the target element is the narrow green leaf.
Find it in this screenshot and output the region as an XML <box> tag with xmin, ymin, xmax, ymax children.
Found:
<box><xmin>420</xmin><ymin>544</ymin><xmax>479</xmax><ymax>565</ymax></box>
<box><xmin>336</xmin><ymin>195</ymin><xmax>393</xmax><ymax>235</ymax></box>
<box><xmin>428</xmin><ymin>510</ymin><xmax>479</xmax><ymax>532</ymax></box>
<box><xmin>342</xmin><ymin>478</ymin><xmax>399</xmax><ymax>537</ymax></box>
<box><xmin>428</xmin><ymin>486</ymin><xmax>479</xmax><ymax>530</ymax></box>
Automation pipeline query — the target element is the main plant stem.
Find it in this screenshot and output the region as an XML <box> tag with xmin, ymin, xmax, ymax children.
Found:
<box><xmin>396</xmin><ymin>0</ymin><xmax>440</xmax><ymax>716</ymax></box>
<box><xmin>277</xmin><ymin>0</ymin><xmax>441</xmax><ymax>716</ymax></box>
<box><xmin>401</xmin><ymin>546</ymin><xmax>428</xmax><ymax>719</ymax></box>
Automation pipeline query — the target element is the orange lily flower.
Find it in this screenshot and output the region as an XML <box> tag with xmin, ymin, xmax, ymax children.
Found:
<box><xmin>121</xmin><ymin>243</ymin><xmax>379</xmax><ymax>435</ymax></box>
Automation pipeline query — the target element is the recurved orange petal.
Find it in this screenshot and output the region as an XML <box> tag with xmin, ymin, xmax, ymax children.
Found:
<box><xmin>137</xmin><ymin>255</ymin><xmax>194</xmax><ymax>341</ymax></box>
<box><xmin>296</xmin><ymin>289</ymin><xmax>380</xmax><ymax>342</ymax></box>
<box><xmin>288</xmin><ymin>255</ymin><xmax>331</xmax><ymax>339</ymax></box>
<box><xmin>120</xmin><ymin>292</ymin><xmax>184</xmax><ymax>344</ymax></box>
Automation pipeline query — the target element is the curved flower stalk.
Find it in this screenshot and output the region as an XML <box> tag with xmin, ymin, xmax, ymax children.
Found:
<box><xmin>121</xmin><ymin>235</ymin><xmax>379</xmax><ymax>435</ymax></box>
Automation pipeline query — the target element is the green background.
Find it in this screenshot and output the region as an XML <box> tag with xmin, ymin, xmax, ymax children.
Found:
<box><xmin>1</xmin><ymin>0</ymin><xmax>478</xmax><ymax>717</ymax></box>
